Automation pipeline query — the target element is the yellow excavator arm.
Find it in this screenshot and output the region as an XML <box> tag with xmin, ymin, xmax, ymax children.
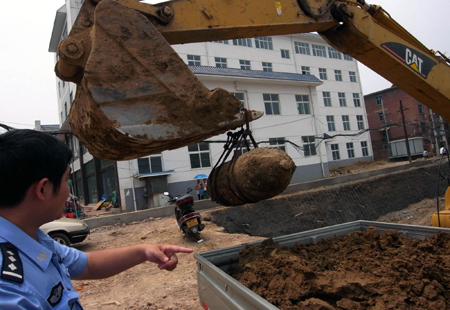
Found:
<box><xmin>56</xmin><ymin>0</ymin><xmax>450</xmax><ymax>161</ymax></box>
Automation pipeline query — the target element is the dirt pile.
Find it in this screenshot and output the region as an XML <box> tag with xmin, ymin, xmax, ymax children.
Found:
<box><xmin>235</xmin><ymin>227</ymin><xmax>450</xmax><ymax>309</ymax></box>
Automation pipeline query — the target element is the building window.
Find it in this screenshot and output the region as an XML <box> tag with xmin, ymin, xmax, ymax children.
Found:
<box><xmin>86</xmin><ymin>175</ymin><xmax>97</xmax><ymax>204</ymax></box>
<box><xmin>327</xmin><ymin>115</ymin><xmax>336</xmax><ymax>131</ymax></box>
<box><xmin>338</xmin><ymin>92</ymin><xmax>346</xmax><ymax>107</ymax></box>
<box><xmin>296</xmin><ymin>95</ymin><xmax>310</xmax><ymax>115</ymax></box>
<box><xmin>100</xmin><ymin>169</ymin><xmax>117</xmax><ymax>200</ymax></box>
<box><xmin>85</xmin><ymin>160</ymin><xmax>97</xmax><ymax>204</ymax></box>
<box><xmin>233</xmin><ymin>38</ymin><xmax>252</xmax><ymax>47</ymax></box>
<box><xmin>378</xmin><ymin>112</ymin><xmax>385</xmax><ymax>122</ymax></box>
<box><xmin>328</xmin><ymin>47</ymin><xmax>342</xmax><ymax>59</ymax></box>
<box><xmin>263</xmin><ymin>94</ymin><xmax>280</xmax><ymax>115</ymax></box>
<box><xmin>376</xmin><ymin>95</ymin><xmax>383</xmax><ymax>105</ymax></box>
<box><xmin>335</xmin><ymin>70</ymin><xmax>342</xmax><ymax>81</ymax></box>
<box><xmin>138</xmin><ymin>154</ymin><xmax>163</xmax><ymax>174</ymax></box>
<box><xmin>420</xmin><ymin>122</ymin><xmax>427</xmax><ymax>133</ymax></box>
<box><xmin>187</xmin><ymin>55</ymin><xmax>201</xmax><ymax>66</ymax></box>
<box><xmin>215</xmin><ymin>57</ymin><xmax>227</xmax><ymax>68</ymax></box>
<box><xmin>323</xmin><ymin>92</ymin><xmax>332</xmax><ymax>107</ymax></box>
<box><xmin>302</xmin><ymin>136</ymin><xmax>316</xmax><ymax>156</ymax></box>
<box><xmin>349</xmin><ymin>71</ymin><xmax>357</xmax><ymax>82</ymax></box>
<box><xmin>357</xmin><ymin>115</ymin><xmax>365</xmax><ymax>130</ymax></box>
<box><xmin>331</xmin><ymin>144</ymin><xmax>340</xmax><ymax>160</ymax></box>
<box><xmin>255</xmin><ymin>37</ymin><xmax>273</xmax><ymax>50</ymax></box>
<box><xmin>294</xmin><ymin>41</ymin><xmax>310</xmax><ymax>55</ymax></box>
<box><xmin>344</xmin><ymin>54</ymin><xmax>353</xmax><ymax>61</ymax></box>
<box><xmin>421</xmin><ymin>122</ymin><xmax>426</xmax><ymax>132</ymax></box>
<box><xmin>301</xmin><ymin>66</ymin><xmax>310</xmax><ymax>75</ymax></box>
<box><xmin>64</xmin><ymin>102</ymin><xmax>68</xmax><ymax>119</ymax></box>
<box><xmin>231</xmin><ymin>92</ymin><xmax>245</xmax><ymax>108</ymax></box>
<box><xmin>81</xmin><ymin>143</ymin><xmax>88</xmax><ymax>155</ymax></box>
<box><xmin>361</xmin><ymin>141</ymin><xmax>369</xmax><ymax>156</ymax></box>
<box><xmin>347</xmin><ymin>143</ymin><xmax>355</xmax><ymax>158</ymax></box>
<box><xmin>281</xmin><ymin>49</ymin><xmax>290</xmax><ymax>59</ymax></box>
<box><xmin>312</xmin><ymin>44</ymin><xmax>327</xmax><ymax>57</ymax></box>
<box><xmin>188</xmin><ymin>142</ymin><xmax>211</xmax><ymax>169</ymax></box>
<box><xmin>342</xmin><ymin>115</ymin><xmax>350</xmax><ymax>131</ymax></box>
<box><xmin>418</xmin><ymin>104</ymin><xmax>424</xmax><ymax>114</ymax></box>
<box><xmin>69</xmin><ymin>91</ymin><xmax>73</xmax><ymax>104</ymax></box>
<box><xmin>262</xmin><ymin>62</ymin><xmax>273</xmax><ymax>72</ymax></box>
<box><xmin>214</xmin><ymin>40</ymin><xmax>229</xmax><ymax>44</ymax></box>
<box><xmin>353</xmin><ymin>93</ymin><xmax>361</xmax><ymax>107</ymax></box>
<box><xmin>240</xmin><ymin>60</ymin><xmax>251</xmax><ymax>70</ymax></box>
<box><xmin>58</xmin><ymin>81</ymin><xmax>61</xmax><ymax>98</ymax></box>
<box><xmin>74</xmin><ymin>170</ymin><xmax>84</xmax><ymax>202</ymax></box>
<box><xmin>269</xmin><ymin>137</ymin><xmax>286</xmax><ymax>152</ymax></box>
<box><xmin>319</xmin><ymin>68</ymin><xmax>327</xmax><ymax>80</ymax></box>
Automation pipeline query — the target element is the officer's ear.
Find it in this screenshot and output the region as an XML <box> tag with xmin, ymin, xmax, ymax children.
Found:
<box><xmin>34</xmin><ymin>178</ymin><xmax>51</xmax><ymax>201</ymax></box>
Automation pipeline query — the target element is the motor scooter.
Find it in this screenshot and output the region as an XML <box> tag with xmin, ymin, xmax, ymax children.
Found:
<box><xmin>63</xmin><ymin>194</ymin><xmax>85</xmax><ymax>218</ymax></box>
<box><xmin>164</xmin><ymin>189</ymin><xmax>205</xmax><ymax>243</ymax></box>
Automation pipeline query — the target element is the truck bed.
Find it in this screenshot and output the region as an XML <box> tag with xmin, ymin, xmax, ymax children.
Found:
<box><xmin>194</xmin><ymin>220</ymin><xmax>450</xmax><ymax>310</ymax></box>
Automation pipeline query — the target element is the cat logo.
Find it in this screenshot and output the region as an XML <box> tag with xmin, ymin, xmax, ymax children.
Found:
<box><xmin>381</xmin><ymin>42</ymin><xmax>436</xmax><ymax>79</ymax></box>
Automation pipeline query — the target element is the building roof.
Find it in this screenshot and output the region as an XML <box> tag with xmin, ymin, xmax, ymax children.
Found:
<box><xmin>364</xmin><ymin>85</ymin><xmax>398</xmax><ymax>98</ymax></box>
<box><xmin>189</xmin><ymin>66</ymin><xmax>323</xmax><ymax>84</ymax></box>
<box><xmin>298</xmin><ymin>33</ymin><xmax>322</xmax><ymax>39</ymax></box>
<box><xmin>48</xmin><ymin>5</ymin><xmax>67</xmax><ymax>53</ymax></box>
<box><xmin>136</xmin><ymin>171</ymin><xmax>175</xmax><ymax>179</ymax></box>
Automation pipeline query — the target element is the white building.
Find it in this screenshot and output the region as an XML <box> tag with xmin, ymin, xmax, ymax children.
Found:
<box><xmin>49</xmin><ymin>1</ymin><xmax>372</xmax><ymax>212</ymax></box>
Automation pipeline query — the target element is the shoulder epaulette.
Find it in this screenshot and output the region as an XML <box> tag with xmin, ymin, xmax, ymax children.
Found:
<box><xmin>0</xmin><ymin>242</ymin><xmax>23</xmax><ymax>284</ymax></box>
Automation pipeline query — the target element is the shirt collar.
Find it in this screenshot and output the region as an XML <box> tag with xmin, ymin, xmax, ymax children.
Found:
<box><xmin>0</xmin><ymin>216</ymin><xmax>54</xmax><ymax>271</ymax></box>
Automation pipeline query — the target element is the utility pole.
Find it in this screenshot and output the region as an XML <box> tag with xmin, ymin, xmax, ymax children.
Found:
<box><xmin>430</xmin><ymin>110</ymin><xmax>439</xmax><ymax>155</ymax></box>
<box><xmin>380</xmin><ymin>99</ymin><xmax>390</xmax><ymax>156</ymax></box>
<box><xmin>399</xmin><ymin>100</ymin><xmax>412</xmax><ymax>163</ymax></box>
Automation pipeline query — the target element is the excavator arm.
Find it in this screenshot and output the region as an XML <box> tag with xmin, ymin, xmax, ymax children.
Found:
<box><xmin>56</xmin><ymin>0</ymin><xmax>450</xmax><ymax>161</ymax></box>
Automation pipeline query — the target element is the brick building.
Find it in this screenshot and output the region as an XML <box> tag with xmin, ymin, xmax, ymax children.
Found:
<box><xmin>364</xmin><ymin>86</ymin><xmax>448</xmax><ymax>160</ymax></box>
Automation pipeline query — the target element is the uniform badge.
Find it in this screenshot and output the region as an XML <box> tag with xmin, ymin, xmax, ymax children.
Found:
<box><xmin>37</xmin><ymin>250</ymin><xmax>49</xmax><ymax>262</ymax></box>
<box><xmin>0</xmin><ymin>243</ymin><xmax>23</xmax><ymax>284</ymax></box>
<box><xmin>48</xmin><ymin>282</ymin><xmax>64</xmax><ymax>306</ymax></box>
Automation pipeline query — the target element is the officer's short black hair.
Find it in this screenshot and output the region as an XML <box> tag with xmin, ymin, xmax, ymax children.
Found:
<box><xmin>0</xmin><ymin>129</ymin><xmax>73</xmax><ymax>208</ymax></box>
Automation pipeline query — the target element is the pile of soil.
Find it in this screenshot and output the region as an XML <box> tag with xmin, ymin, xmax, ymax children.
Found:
<box><xmin>234</xmin><ymin>227</ymin><xmax>450</xmax><ymax>309</ymax></box>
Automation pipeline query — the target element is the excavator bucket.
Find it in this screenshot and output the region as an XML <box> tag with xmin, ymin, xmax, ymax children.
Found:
<box><xmin>57</xmin><ymin>0</ymin><xmax>262</xmax><ymax>161</ymax></box>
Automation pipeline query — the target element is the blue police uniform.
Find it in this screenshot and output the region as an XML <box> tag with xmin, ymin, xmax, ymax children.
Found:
<box><xmin>0</xmin><ymin>216</ymin><xmax>88</xmax><ymax>309</ymax></box>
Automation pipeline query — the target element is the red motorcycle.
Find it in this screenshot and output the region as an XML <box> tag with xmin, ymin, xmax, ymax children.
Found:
<box><xmin>63</xmin><ymin>194</ymin><xmax>85</xmax><ymax>219</ymax></box>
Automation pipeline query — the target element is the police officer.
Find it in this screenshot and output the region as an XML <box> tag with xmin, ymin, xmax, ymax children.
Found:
<box><xmin>0</xmin><ymin>130</ymin><xmax>192</xmax><ymax>309</ymax></box>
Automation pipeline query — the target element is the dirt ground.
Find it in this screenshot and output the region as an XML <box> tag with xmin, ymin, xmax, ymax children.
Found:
<box><xmin>73</xmin><ymin>209</ymin><xmax>265</xmax><ymax>310</ymax></box>
<box><xmin>73</xmin><ymin>159</ymin><xmax>445</xmax><ymax>310</ymax></box>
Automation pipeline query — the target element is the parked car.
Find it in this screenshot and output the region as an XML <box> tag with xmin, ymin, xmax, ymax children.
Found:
<box><xmin>40</xmin><ymin>218</ymin><xmax>90</xmax><ymax>246</ymax></box>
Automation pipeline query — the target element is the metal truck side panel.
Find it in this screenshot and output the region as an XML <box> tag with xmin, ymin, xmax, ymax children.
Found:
<box><xmin>195</xmin><ymin>220</ymin><xmax>450</xmax><ymax>310</ymax></box>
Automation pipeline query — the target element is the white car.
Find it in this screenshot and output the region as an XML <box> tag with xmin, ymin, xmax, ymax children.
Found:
<box><xmin>40</xmin><ymin>218</ymin><xmax>90</xmax><ymax>246</ymax></box>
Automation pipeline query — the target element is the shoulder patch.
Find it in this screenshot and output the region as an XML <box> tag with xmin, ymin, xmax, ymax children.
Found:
<box><xmin>0</xmin><ymin>242</ymin><xmax>24</xmax><ymax>284</ymax></box>
<box><xmin>47</xmin><ymin>282</ymin><xmax>63</xmax><ymax>306</ymax></box>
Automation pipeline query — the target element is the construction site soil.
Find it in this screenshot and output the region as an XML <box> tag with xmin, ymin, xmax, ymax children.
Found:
<box><xmin>235</xmin><ymin>228</ymin><xmax>450</xmax><ymax>309</ymax></box>
<box><xmin>73</xmin><ymin>159</ymin><xmax>450</xmax><ymax>310</ymax></box>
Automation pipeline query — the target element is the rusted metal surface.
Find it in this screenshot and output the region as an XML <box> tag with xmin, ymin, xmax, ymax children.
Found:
<box><xmin>62</xmin><ymin>0</ymin><xmax>263</xmax><ymax>160</ymax></box>
<box><xmin>207</xmin><ymin>148</ymin><xmax>296</xmax><ymax>206</ymax></box>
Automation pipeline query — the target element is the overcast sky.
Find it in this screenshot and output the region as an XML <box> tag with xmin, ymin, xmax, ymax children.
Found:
<box><xmin>0</xmin><ymin>0</ymin><xmax>448</xmax><ymax>130</ymax></box>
